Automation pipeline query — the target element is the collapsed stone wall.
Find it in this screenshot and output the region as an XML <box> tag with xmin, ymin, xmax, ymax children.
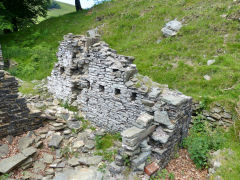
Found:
<box><xmin>48</xmin><ymin>33</ymin><xmax>192</xmax><ymax>169</ymax></box>
<box><xmin>48</xmin><ymin>33</ymin><xmax>192</xmax><ymax>132</ymax></box>
<box><xmin>0</xmin><ymin>47</ymin><xmax>42</xmax><ymax>138</ymax></box>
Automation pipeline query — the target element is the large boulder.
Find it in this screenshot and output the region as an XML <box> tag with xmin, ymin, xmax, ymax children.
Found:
<box><xmin>161</xmin><ymin>20</ymin><xmax>182</xmax><ymax>37</ymax></box>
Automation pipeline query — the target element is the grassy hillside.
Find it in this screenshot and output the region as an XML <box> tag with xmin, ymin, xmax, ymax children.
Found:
<box><xmin>0</xmin><ymin>0</ymin><xmax>240</xmax><ymax>109</ymax></box>
<box><xmin>38</xmin><ymin>2</ymin><xmax>75</xmax><ymax>22</ymax></box>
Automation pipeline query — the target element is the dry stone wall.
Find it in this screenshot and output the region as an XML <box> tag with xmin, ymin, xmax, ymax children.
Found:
<box><xmin>0</xmin><ymin>47</ymin><xmax>42</xmax><ymax>138</ymax></box>
<box><xmin>48</xmin><ymin>33</ymin><xmax>192</xmax><ymax>132</ymax></box>
<box><xmin>48</xmin><ymin>33</ymin><xmax>192</xmax><ymax>169</ymax></box>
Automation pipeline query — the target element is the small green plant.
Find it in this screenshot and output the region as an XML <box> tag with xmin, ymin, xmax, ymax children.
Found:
<box><xmin>183</xmin><ymin>114</ymin><xmax>225</xmax><ymax>169</ymax></box>
<box><xmin>0</xmin><ymin>174</ymin><xmax>10</xmax><ymax>180</ymax></box>
<box><xmin>75</xmin><ymin>115</ymin><xmax>94</xmax><ymax>130</ymax></box>
<box><xmin>98</xmin><ymin>162</ymin><xmax>107</xmax><ymax>173</ymax></box>
<box><xmin>71</xmin><ymin>128</ymin><xmax>79</xmax><ymax>134</ymax></box>
<box><xmin>169</xmin><ymin>172</ymin><xmax>175</xmax><ymax>180</ymax></box>
<box><xmin>122</xmin><ymin>154</ymin><xmax>131</xmax><ymax>167</ymax></box>
<box><xmin>150</xmin><ymin>169</ymin><xmax>174</xmax><ymax>180</ymax></box>
<box><xmin>60</xmin><ymin>146</ymin><xmax>72</xmax><ymax>159</ymax></box>
<box><xmin>147</xmin><ymin>156</ymin><xmax>152</xmax><ymax>164</ymax></box>
<box><xmin>95</xmin><ymin>133</ymin><xmax>122</xmax><ymax>150</ymax></box>
<box><xmin>95</xmin><ymin>149</ymin><xmax>117</xmax><ymax>162</ymax></box>
<box><xmin>60</xmin><ymin>101</ymin><xmax>78</xmax><ymax>112</ymax></box>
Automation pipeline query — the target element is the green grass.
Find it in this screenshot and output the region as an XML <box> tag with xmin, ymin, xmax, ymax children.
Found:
<box><xmin>18</xmin><ymin>81</ymin><xmax>39</xmax><ymax>95</ymax></box>
<box><xmin>39</xmin><ymin>2</ymin><xmax>75</xmax><ymax>22</ymax></box>
<box><xmin>0</xmin><ymin>0</ymin><xmax>240</xmax><ymax>110</ymax></box>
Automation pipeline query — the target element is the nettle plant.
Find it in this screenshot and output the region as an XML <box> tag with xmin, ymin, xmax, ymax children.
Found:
<box><xmin>183</xmin><ymin>114</ymin><xmax>225</xmax><ymax>169</ymax></box>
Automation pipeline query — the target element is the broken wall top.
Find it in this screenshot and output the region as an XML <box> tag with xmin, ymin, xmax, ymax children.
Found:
<box><xmin>48</xmin><ymin>33</ymin><xmax>192</xmax><ymax>131</ymax></box>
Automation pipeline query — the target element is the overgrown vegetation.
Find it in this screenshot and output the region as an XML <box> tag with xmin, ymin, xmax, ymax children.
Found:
<box><xmin>60</xmin><ymin>101</ymin><xmax>78</xmax><ymax>112</ymax></box>
<box><xmin>95</xmin><ymin>133</ymin><xmax>121</xmax><ymax>150</ymax></box>
<box><xmin>95</xmin><ymin>149</ymin><xmax>117</xmax><ymax>162</ymax></box>
<box><xmin>150</xmin><ymin>169</ymin><xmax>175</xmax><ymax>180</ymax></box>
<box><xmin>18</xmin><ymin>81</ymin><xmax>39</xmax><ymax>95</ymax></box>
<box><xmin>183</xmin><ymin>114</ymin><xmax>225</xmax><ymax>169</ymax></box>
<box><xmin>75</xmin><ymin>116</ymin><xmax>96</xmax><ymax>130</ymax></box>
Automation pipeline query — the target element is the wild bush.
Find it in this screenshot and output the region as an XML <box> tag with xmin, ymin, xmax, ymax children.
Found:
<box><xmin>183</xmin><ymin>114</ymin><xmax>225</xmax><ymax>169</ymax></box>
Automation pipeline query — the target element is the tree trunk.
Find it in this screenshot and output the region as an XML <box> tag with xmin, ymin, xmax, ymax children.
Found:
<box><xmin>12</xmin><ymin>17</ymin><xmax>18</xmax><ymax>32</ymax></box>
<box><xmin>75</xmin><ymin>0</ymin><xmax>82</xmax><ymax>12</ymax></box>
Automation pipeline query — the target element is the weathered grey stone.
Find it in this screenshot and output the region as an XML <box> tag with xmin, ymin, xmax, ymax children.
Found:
<box><xmin>135</xmin><ymin>113</ymin><xmax>154</xmax><ymax>128</ymax></box>
<box><xmin>68</xmin><ymin>157</ymin><xmax>79</xmax><ymax>167</ymax></box>
<box><xmin>6</xmin><ymin>135</ymin><xmax>13</xmax><ymax>144</ymax></box>
<box><xmin>33</xmin><ymin>161</ymin><xmax>46</xmax><ymax>173</ymax></box>
<box><xmin>121</xmin><ymin>127</ymin><xmax>145</xmax><ymax>139</ymax></box>
<box><xmin>154</xmin><ymin>111</ymin><xmax>173</xmax><ymax>127</ymax></box>
<box><xmin>48</xmin><ymin>134</ymin><xmax>63</xmax><ymax>148</ymax></box>
<box><xmin>0</xmin><ymin>144</ymin><xmax>9</xmax><ymax>157</ymax></box>
<box><xmin>109</xmin><ymin>162</ymin><xmax>123</xmax><ymax>174</ymax></box>
<box><xmin>21</xmin><ymin>157</ymin><xmax>33</xmax><ymax>170</ymax></box>
<box><xmin>161</xmin><ymin>20</ymin><xmax>182</xmax><ymax>37</ymax></box>
<box><xmin>152</xmin><ymin>127</ymin><xmax>170</xmax><ymax>144</ymax></box>
<box><xmin>67</xmin><ymin>121</ymin><xmax>82</xmax><ymax>130</ymax></box>
<box><xmin>53</xmin><ymin>167</ymin><xmax>103</xmax><ymax>180</ymax></box>
<box><xmin>72</xmin><ymin>140</ymin><xmax>84</xmax><ymax>149</ymax></box>
<box><xmin>204</xmin><ymin>74</ymin><xmax>211</xmax><ymax>81</ymax></box>
<box><xmin>23</xmin><ymin>171</ymin><xmax>43</xmax><ymax>180</ymax></box>
<box><xmin>132</xmin><ymin>151</ymin><xmax>151</xmax><ymax>168</ymax></box>
<box><xmin>18</xmin><ymin>136</ymin><xmax>34</xmax><ymax>150</ymax></box>
<box><xmin>122</xmin><ymin>125</ymin><xmax>156</xmax><ymax>147</ymax></box>
<box><xmin>84</xmin><ymin>140</ymin><xmax>95</xmax><ymax>150</ymax></box>
<box><xmin>43</xmin><ymin>153</ymin><xmax>54</xmax><ymax>164</ymax></box>
<box><xmin>78</xmin><ymin>156</ymin><xmax>102</xmax><ymax>166</ymax></box>
<box><xmin>0</xmin><ymin>147</ymin><xmax>36</xmax><ymax>173</ymax></box>
<box><xmin>207</xmin><ymin>59</ymin><xmax>216</xmax><ymax>66</ymax></box>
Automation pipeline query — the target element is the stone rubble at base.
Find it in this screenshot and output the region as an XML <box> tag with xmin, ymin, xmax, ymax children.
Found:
<box><xmin>47</xmin><ymin>32</ymin><xmax>192</xmax><ymax>170</ymax></box>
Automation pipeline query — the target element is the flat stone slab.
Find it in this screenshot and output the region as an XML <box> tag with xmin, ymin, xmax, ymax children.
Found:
<box><xmin>135</xmin><ymin>113</ymin><xmax>153</xmax><ymax>128</ymax></box>
<box><xmin>121</xmin><ymin>127</ymin><xmax>145</xmax><ymax>139</ymax></box>
<box><xmin>53</xmin><ymin>167</ymin><xmax>103</xmax><ymax>180</ymax></box>
<box><xmin>0</xmin><ymin>147</ymin><xmax>36</xmax><ymax>173</ymax></box>
<box><xmin>78</xmin><ymin>156</ymin><xmax>102</xmax><ymax>166</ymax></box>
<box><xmin>18</xmin><ymin>136</ymin><xmax>34</xmax><ymax>151</ymax></box>
<box><xmin>132</xmin><ymin>151</ymin><xmax>151</xmax><ymax>168</ymax></box>
<box><xmin>42</xmin><ymin>153</ymin><xmax>54</xmax><ymax>164</ymax></box>
<box><xmin>154</xmin><ymin>111</ymin><xmax>174</xmax><ymax>129</ymax></box>
<box><xmin>0</xmin><ymin>144</ymin><xmax>9</xmax><ymax>157</ymax></box>
<box><xmin>48</xmin><ymin>134</ymin><xmax>63</xmax><ymax>148</ymax></box>
<box><xmin>160</xmin><ymin>91</ymin><xmax>191</xmax><ymax>106</ymax></box>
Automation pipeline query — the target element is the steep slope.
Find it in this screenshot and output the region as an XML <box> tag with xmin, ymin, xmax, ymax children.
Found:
<box><xmin>0</xmin><ymin>0</ymin><xmax>240</xmax><ymax>109</ymax></box>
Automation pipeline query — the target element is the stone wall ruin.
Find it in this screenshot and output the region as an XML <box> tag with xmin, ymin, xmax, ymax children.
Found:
<box><xmin>48</xmin><ymin>33</ymin><xmax>192</xmax><ymax>169</ymax></box>
<box><xmin>0</xmin><ymin>45</ymin><xmax>42</xmax><ymax>138</ymax></box>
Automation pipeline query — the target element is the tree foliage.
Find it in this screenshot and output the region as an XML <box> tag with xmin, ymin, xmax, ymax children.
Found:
<box><xmin>0</xmin><ymin>0</ymin><xmax>50</xmax><ymax>32</ymax></box>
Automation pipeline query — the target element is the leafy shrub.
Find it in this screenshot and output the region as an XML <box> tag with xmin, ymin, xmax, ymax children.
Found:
<box><xmin>183</xmin><ymin>114</ymin><xmax>225</xmax><ymax>169</ymax></box>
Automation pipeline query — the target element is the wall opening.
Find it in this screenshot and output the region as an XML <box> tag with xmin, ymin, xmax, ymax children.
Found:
<box><xmin>115</xmin><ymin>88</ymin><xmax>121</xmax><ymax>95</ymax></box>
<box><xmin>60</xmin><ymin>67</ymin><xmax>65</xmax><ymax>74</ymax></box>
<box><xmin>113</xmin><ymin>69</ymin><xmax>119</xmax><ymax>72</ymax></box>
<box><xmin>131</xmin><ymin>92</ymin><xmax>137</xmax><ymax>101</ymax></box>
<box><xmin>99</xmin><ymin>85</ymin><xmax>105</xmax><ymax>92</ymax></box>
